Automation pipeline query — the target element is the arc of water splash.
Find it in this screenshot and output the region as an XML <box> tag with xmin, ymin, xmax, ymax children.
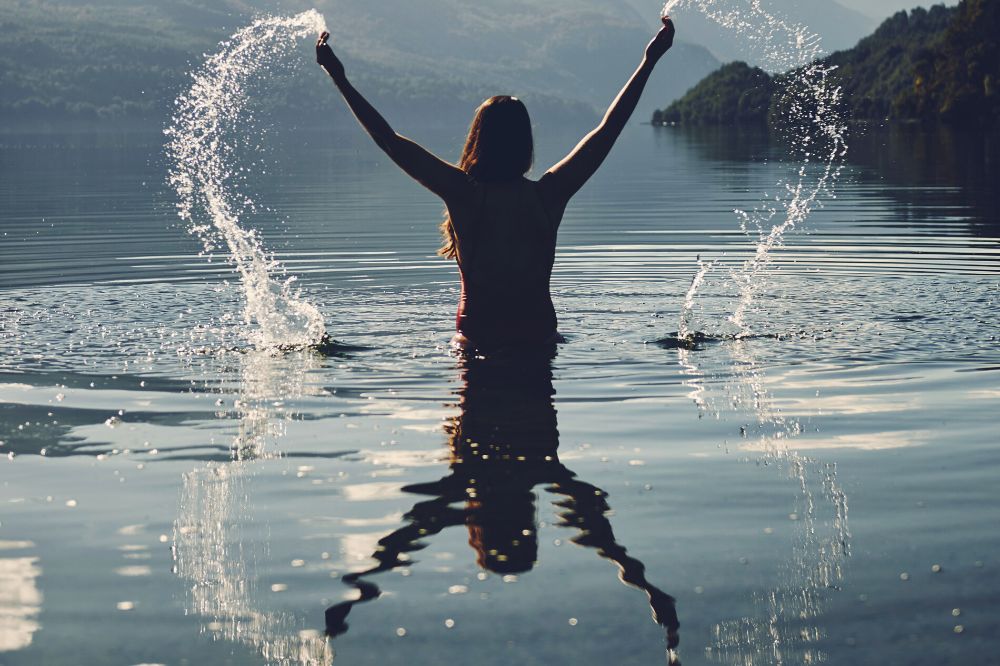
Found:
<box><xmin>731</xmin><ymin>63</ymin><xmax>847</xmax><ymax>334</ymax></box>
<box><xmin>165</xmin><ymin>10</ymin><xmax>328</xmax><ymax>350</ymax></box>
<box><xmin>657</xmin><ymin>2</ymin><xmax>851</xmax><ymax>661</ymax></box>
<box><xmin>660</xmin><ymin>0</ymin><xmax>848</xmax><ymax>338</ymax></box>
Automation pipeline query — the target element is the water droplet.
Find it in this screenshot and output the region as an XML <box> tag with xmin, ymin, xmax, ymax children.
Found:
<box><xmin>568</xmin><ymin>618</ymin><xmax>578</xmax><ymax>626</ymax></box>
<box><xmin>395</xmin><ymin>627</ymin><xmax>407</xmax><ymax>637</ymax></box>
<box><xmin>65</xmin><ymin>499</ymin><xmax>77</xmax><ymax>508</ymax></box>
<box><xmin>953</xmin><ymin>625</ymin><xmax>964</xmax><ymax>634</ymax></box>
<box><xmin>444</xmin><ymin>619</ymin><xmax>455</xmax><ymax>628</ymax></box>
<box><xmin>448</xmin><ymin>585</ymin><xmax>468</xmax><ymax>595</ymax></box>
<box><xmin>952</xmin><ymin>608</ymin><xmax>961</xmax><ymax>617</ymax></box>
<box><xmin>899</xmin><ymin>572</ymin><xmax>910</xmax><ymax>581</ymax></box>
<box><xmin>931</xmin><ymin>564</ymin><xmax>942</xmax><ymax>573</ymax></box>
<box><xmin>270</xmin><ymin>583</ymin><xmax>287</xmax><ymax>592</ymax></box>
<box><xmin>116</xmin><ymin>601</ymin><xmax>135</xmax><ymax>611</ymax></box>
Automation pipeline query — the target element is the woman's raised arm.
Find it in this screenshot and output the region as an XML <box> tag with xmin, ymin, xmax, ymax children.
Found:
<box><xmin>316</xmin><ymin>32</ymin><xmax>469</xmax><ymax>203</ymax></box>
<box><xmin>539</xmin><ymin>18</ymin><xmax>675</xmax><ymax>207</ymax></box>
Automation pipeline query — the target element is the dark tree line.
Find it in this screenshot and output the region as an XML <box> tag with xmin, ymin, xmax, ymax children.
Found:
<box><xmin>655</xmin><ymin>0</ymin><xmax>998</xmax><ymax>127</ymax></box>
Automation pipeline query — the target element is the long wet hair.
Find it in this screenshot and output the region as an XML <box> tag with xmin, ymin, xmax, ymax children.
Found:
<box><xmin>438</xmin><ymin>95</ymin><xmax>534</xmax><ymax>259</ymax></box>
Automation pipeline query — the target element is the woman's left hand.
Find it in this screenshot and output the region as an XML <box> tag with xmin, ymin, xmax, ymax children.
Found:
<box><xmin>316</xmin><ymin>32</ymin><xmax>345</xmax><ymax>80</ymax></box>
<box><xmin>645</xmin><ymin>16</ymin><xmax>676</xmax><ymax>62</ymax></box>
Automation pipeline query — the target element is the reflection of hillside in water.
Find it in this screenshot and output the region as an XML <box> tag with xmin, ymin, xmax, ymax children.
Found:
<box><xmin>663</xmin><ymin>124</ymin><xmax>999</xmax><ymax>236</ymax></box>
<box><xmin>174</xmin><ymin>349</ymin><xmax>334</xmax><ymax>666</ymax></box>
<box><xmin>847</xmin><ymin>125</ymin><xmax>999</xmax><ymax>236</ymax></box>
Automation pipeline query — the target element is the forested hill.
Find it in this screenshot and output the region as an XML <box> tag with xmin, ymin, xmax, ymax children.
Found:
<box><xmin>655</xmin><ymin>0</ymin><xmax>998</xmax><ymax>127</ymax></box>
<box><xmin>0</xmin><ymin>0</ymin><xmax>720</xmax><ymax>130</ymax></box>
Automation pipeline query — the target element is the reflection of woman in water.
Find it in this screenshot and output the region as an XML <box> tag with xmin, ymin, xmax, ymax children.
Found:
<box><xmin>324</xmin><ymin>350</ymin><xmax>680</xmax><ymax>653</ymax></box>
<box><xmin>316</xmin><ymin>18</ymin><xmax>676</xmax><ymax>350</ymax></box>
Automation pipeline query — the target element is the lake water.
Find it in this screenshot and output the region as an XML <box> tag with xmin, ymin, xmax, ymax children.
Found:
<box><xmin>1</xmin><ymin>122</ymin><xmax>998</xmax><ymax>666</ymax></box>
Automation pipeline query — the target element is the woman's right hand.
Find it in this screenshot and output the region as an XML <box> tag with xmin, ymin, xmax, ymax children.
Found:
<box><xmin>645</xmin><ymin>16</ymin><xmax>675</xmax><ymax>62</ymax></box>
<box><xmin>316</xmin><ymin>31</ymin><xmax>345</xmax><ymax>80</ymax></box>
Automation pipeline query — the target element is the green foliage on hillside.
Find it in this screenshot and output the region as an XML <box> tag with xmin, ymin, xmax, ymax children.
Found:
<box><xmin>655</xmin><ymin>0</ymin><xmax>999</xmax><ymax>126</ymax></box>
<box><xmin>652</xmin><ymin>62</ymin><xmax>775</xmax><ymax>125</ymax></box>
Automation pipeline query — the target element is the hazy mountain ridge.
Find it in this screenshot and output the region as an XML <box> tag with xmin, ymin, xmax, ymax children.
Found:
<box><xmin>621</xmin><ymin>0</ymin><xmax>877</xmax><ymax>65</ymax></box>
<box><xmin>0</xmin><ymin>0</ymin><xmax>719</xmax><ymax>129</ymax></box>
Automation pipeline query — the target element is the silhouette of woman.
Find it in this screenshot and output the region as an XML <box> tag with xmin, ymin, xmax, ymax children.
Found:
<box><xmin>323</xmin><ymin>349</ymin><xmax>680</xmax><ymax>655</ymax></box>
<box><xmin>316</xmin><ymin>17</ymin><xmax>676</xmax><ymax>350</ymax></box>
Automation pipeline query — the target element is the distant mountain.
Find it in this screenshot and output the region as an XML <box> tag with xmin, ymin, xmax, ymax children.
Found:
<box><xmin>0</xmin><ymin>0</ymin><xmax>720</xmax><ymax>129</ymax></box>
<box><xmin>620</xmin><ymin>0</ymin><xmax>877</xmax><ymax>65</ymax></box>
<box><xmin>655</xmin><ymin>0</ymin><xmax>998</xmax><ymax>127</ymax></box>
<box><xmin>835</xmin><ymin>0</ymin><xmax>959</xmax><ymax>21</ymax></box>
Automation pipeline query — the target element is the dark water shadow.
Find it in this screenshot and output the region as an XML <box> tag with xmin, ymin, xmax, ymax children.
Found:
<box><xmin>653</xmin><ymin>330</ymin><xmax>798</xmax><ymax>351</ymax></box>
<box><xmin>322</xmin><ymin>347</ymin><xmax>681</xmax><ymax>657</ymax></box>
<box><xmin>314</xmin><ymin>336</ymin><xmax>372</xmax><ymax>357</ymax></box>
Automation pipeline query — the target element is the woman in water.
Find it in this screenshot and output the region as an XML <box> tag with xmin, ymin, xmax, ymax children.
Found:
<box><xmin>316</xmin><ymin>17</ymin><xmax>676</xmax><ymax>350</ymax></box>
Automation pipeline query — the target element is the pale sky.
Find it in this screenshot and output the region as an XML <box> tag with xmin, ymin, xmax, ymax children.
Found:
<box><xmin>829</xmin><ymin>0</ymin><xmax>958</xmax><ymax>21</ymax></box>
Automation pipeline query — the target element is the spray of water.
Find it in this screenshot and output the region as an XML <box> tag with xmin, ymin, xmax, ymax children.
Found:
<box><xmin>165</xmin><ymin>10</ymin><xmax>328</xmax><ymax>350</ymax></box>
<box><xmin>661</xmin><ymin>0</ymin><xmax>684</xmax><ymax>16</ymax></box>
<box><xmin>662</xmin><ymin>0</ymin><xmax>848</xmax><ymax>338</ymax></box>
<box><xmin>678</xmin><ymin>256</ymin><xmax>717</xmax><ymax>341</ymax></box>
<box><xmin>659</xmin><ymin>4</ymin><xmax>851</xmax><ymax>662</ymax></box>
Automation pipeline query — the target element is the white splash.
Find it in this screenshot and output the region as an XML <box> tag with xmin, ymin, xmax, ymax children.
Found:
<box><xmin>662</xmin><ymin>0</ymin><xmax>848</xmax><ymax>337</ymax></box>
<box><xmin>661</xmin><ymin>0</ymin><xmax>683</xmax><ymax>16</ymax></box>
<box><xmin>661</xmin><ymin>4</ymin><xmax>851</xmax><ymax>661</ymax></box>
<box><xmin>678</xmin><ymin>256</ymin><xmax>717</xmax><ymax>341</ymax></box>
<box><xmin>165</xmin><ymin>10</ymin><xmax>328</xmax><ymax>350</ymax></box>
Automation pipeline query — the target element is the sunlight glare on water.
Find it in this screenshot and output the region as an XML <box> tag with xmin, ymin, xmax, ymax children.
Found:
<box><xmin>165</xmin><ymin>10</ymin><xmax>329</xmax><ymax>351</ymax></box>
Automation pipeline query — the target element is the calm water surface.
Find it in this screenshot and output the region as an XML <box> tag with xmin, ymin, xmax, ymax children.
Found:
<box><xmin>0</xmin><ymin>123</ymin><xmax>998</xmax><ymax>666</ymax></box>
